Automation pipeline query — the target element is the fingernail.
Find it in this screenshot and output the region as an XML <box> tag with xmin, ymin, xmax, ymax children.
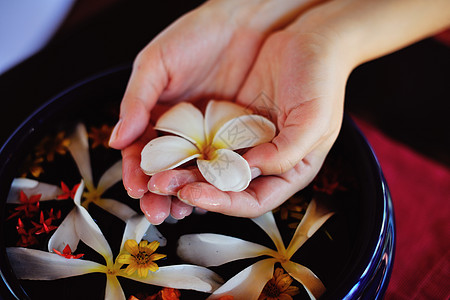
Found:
<box><xmin>177</xmin><ymin>190</ymin><xmax>195</xmax><ymax>207</ymax></box>
<box><xmin>251</xmin><ymin>167</ymin><xmax>262</xmax><ymax>179</ymax></box>
<box><xmin>109</xmin><ymin>119</ymin><xmax>123</xmax><ymax>146</ymax></box>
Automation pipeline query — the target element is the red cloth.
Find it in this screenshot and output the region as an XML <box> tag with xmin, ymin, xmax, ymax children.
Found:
<box><xmin>355</xmin><ymin>119</ymin><xmax>450</xmax><ymax>300</ymax></box>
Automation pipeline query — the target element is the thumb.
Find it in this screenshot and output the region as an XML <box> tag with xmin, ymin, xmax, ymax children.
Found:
<box><xmin>109</xmin><ymin>46</ymin><xmax>168</xmax><ymax>149</ymax></box>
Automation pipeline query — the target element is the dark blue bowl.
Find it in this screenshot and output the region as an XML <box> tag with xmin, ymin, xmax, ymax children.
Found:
<box><xmin>0</xmin><ymin>67</ymin><xmax>394</xmax><ymax>299</ymax></box>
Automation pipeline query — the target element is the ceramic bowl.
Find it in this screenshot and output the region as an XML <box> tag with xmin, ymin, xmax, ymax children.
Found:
<box><xmin>0</xmin><ymin>67</ymin><xmax>394</xmax><ymax>299</ymax></box>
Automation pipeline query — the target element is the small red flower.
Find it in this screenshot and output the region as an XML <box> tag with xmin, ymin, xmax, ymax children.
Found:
<box><xmin>8</xmin><ymin>191</ymin><xmax>41</xmax><ymax>220</ymax></box>
<box><xmin>53</xmin><ymin>244</ymin><xmax>84</xmax><ymax>259</ymax></box>
<box><xmin>16</xmin><ymin>218</ymin><xmax>38</xmax><ymax>247</ymax></box>
<box><xmin>57</xmin><ymin>182</ymin><xmax>80</xmax><ymax>200</ymax></box>
<box><xmin>30</xmin><ymin>211</ymin><xmax>58</xmax><ymax>235</ymax></box>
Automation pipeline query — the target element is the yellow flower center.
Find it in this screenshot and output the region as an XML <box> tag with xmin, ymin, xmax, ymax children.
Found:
<box><xmin>82</xmin><ymin>189</ymin><xmax>102</xmax><ymax>208</ymax></box>
<box><xmin>116</xmin><ymin>240</ymin><xmax>167</xmax><ymax>278</ymax></box>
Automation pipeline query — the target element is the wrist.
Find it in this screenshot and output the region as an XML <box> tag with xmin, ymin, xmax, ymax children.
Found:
<box><xmin>293</xmin><ymin>0</ymin><xmax>450</xmax><ymax>69</ymax></box>
<box><xmin>205</xmin><ymin>0</ymin><xmax>327</xmax><ymax>34</ymax></box>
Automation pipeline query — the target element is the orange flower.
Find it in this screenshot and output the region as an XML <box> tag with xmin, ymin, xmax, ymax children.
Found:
<box><xmin>116</xmin><ymin>240</ymin><xmax>166</xmax><ymax>278</ymax></box>
<box><xmin>88</xmin><ymin>124</ymin><xmax>113</xmax><ymax>148</ymax></box>
<box><xmin>259</xmin><ymin>268</ymin><xmax>300</xmax><ymax>300</ymax></box>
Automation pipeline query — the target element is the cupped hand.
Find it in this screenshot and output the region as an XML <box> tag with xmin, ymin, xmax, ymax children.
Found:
<box><xmin>108</xmin><ymin>0</ymin><xmax>319</xmax><ymax>224</ymax></box>
<box><xmin>149</xmin><ymin>13</ymin><xmax>353</xmax><ymax>217</ymax></box>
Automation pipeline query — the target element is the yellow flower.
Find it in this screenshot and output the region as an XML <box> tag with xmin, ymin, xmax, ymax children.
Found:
<box><xmin>259</xmin><ymin>268</ymin><xmax>300</xmax><ymax>300</ymax></box>
<box><xmin>117</xmin><ymin>240</ymin><xmax>167</xmax><ymax>278</ymax></box>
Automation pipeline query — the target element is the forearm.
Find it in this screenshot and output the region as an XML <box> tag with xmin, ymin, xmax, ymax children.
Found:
<box><xmin>294</xmin><ymin>0</ymin><xmax>450</xmax><ymax>68</ymax></box>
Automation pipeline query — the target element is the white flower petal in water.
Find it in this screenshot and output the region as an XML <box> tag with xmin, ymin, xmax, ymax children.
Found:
<box><xmin>6</xmin><ymin>247</ymin><xmax>104</xmax><ymax>280</ymax></box>
<box><xmin>177</xmin><ymin>234</ymin><xmax>278</xmax><ymax>267</ymax></box>
<box><xmin>129</xmin><ymin>265</ymin><xmax>223</xmax><ymax>293</ymax></box>
<box><xmin>120</xmin><ymin>215</ymin><xmax>166</xmax><ymax>250</ymax></box>
<box><xmin>212</xmin><ymin>114</ymin><xmax>276</xmax><ymax>151</ymax></box>
<box><xmin>204</xmin><ymin>100</ymin><xmax>251</xmax><ymax>141</ymax></box>
<box><xmin>47</xmin><ymin>208</ymin><xmax>79</xmax><ymax>252</ymax></box>
<box><xmin>105</xmin><ymin>275</ymin><xmax>126</xmax><ymax>300</ymax></box>
<box><xmin>95</xmin><ymin>198</ymin><xmax>137</xmax><ymax>222</ymax></box>
<box><xmin>7</xmin><ymin>178</ymin><xmax>62</xmax><ymax>202</ymax></box>
<box><xmin>75</xmin><ymin>202</ymin><xmax>113</xmax><ymax>262</ymax></box>
<box><xmin>68</xmin><ymin>123</ymin><xmax>94</xmax><ymax>190</ymax></box>
<box><xmin>208</xmin><ymin>258</ymin><xmax>276</xmax><ymax>300</ymax></box>
<box><xmin>155</xmin><ymin>102</ymin><xmax>206</xmax><ymax>145</ymax></box>
<box><xmin>251</xmin><ymin>212</ymin><xmax>286</xmax><ymax>254</ymax></box>
<box><xmin>286</xmin><ymin>198</ymin><xmax>334</xmax><ymax>258</ymax></box>
<box><xmin>141</xmin><ymin>136</ymin><xmax>201</xmax><ymax>175</ymax></box>
<box><xmin>96</xmin><ymin>160</ymin><xmax>122</xmax><ymax>194</ymax></box>
<box><xmin>282</xmin><ymin>261</ymin><xmax>326</xmax><ymax>300</ymax></box>
<box><xmin>197</xmin><ymin>149</ymin><xmax>251</xmax><ymax>192</ymax></box>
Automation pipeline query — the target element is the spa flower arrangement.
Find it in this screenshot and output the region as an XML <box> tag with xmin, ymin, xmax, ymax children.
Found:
<box><xmin>3</xmin><ymin>99</ymin><xmax>350</xmax><ymax>300</ymax></box>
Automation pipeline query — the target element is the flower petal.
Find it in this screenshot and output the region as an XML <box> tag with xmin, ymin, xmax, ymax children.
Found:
<box><xmin>97</xmin><ymin>160</ymin><xmax>122</xmax><ymax>194</ymax></box>
<box><xmin>7</xmin><ymin>247</ymin><xmax>104</xmax><ymax>280</ymax></box>
<box><xmin>47</xmin><ymin>208</ymin><xmax>79</xmax><ymax>253</ymax></box>
<box><xmin>141</xmin><ymin>136</ymin><xmax>200</xmax><ymax>175</ymax></box>
<box><xmin>105</xmin><ymin>274</ymin><xmax>126</xmax><ymax>300</ymax></box>
<box><xmin>154</xmin><ymin>102</ymin><xmax>206</xmax><ymax>145</ymax></box>
<box><xmin>177</xmin><ymin>234</ymin><xmax>278</xmax><ymax>267</ymax></box>
<box><xmin>282</xmin><ymin>261</ymin><xmax>326</xmax><ymax>300</ymax></box>
<box><xmin>7</xmin><ymin>178</ymin><xmax>62</xmax><ymax>202</ymax></box>
<box><xmin>208</xmin><ymin>258</ymin><xmax>276</xmax><ymax>300</ymax></box>
<box><xmin>68</xmin><ymin>123</ymin><xmax>94</xmax><ymax>190</ymax></box>
<box><xmin>75</xmin><ymin>203</ymin><xmax>113</xmax><ymax>263</ymax></box>
<box><xmin>126</xmin><ymin>265</ymin><xmax>223</xmax><ymax>293</ymax></box>
<box><xmin>204</xmin><ymin>100</ymin><xmax>251</xmax><ymax>143</ymax></box>
<box><xmin>120</xmin><ymin>215</ymin><xmax>167</xmax><ymax>250</ymax></box>
<box><xmin>251</xmin><ymin>211</ymin><xmax>286</xmax><ymax>254</ymax></box>
<box><xmin>95</xmin><ymin>198</ymin><xmax>137</xmax><ymax>222</ymax></box>
<box><xmin>286</xmin><ymin>199</ymin><xmax>334</xmax><ymax>258</ymax></box>
<box><xmin>212</xmin><ymin>114</ymin><xmax>276</xmax><ymax>151</ymax></box>
<box><xmin>197</xmin><ymin>149</ymin><xmax>251</xmax><ymax>192</ymax></box>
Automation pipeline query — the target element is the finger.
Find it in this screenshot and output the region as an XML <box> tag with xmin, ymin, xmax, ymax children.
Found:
<box><xmin>148</xmin><ymin>168</ymin><xmax>203</xmax><ymax>196</ymax></box>
<box><xmin>177</xmin><ymin>150</ymin><xmax>326</xmax><ymax>217</ymax></box>
<box><xmin>109</xmin><ymin>45</ymin><xmax>168</xmax><ymax>149</ymax></box>
<box><xmin>170</xmin><ymin>197</ymin><xmax>194</xmax><ymax>220</ymax></box>
<box><xmin>140</xmin><ymin>192</ymin><xmax>171</xmax><ymax>225</ymax></box>
<box><xmin>122</xmin><ymin>125</ymin><xmax>157</xmax><ymax>199</ymax></box>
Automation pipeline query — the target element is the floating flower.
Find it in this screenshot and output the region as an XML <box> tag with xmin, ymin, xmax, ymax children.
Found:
<box><xmin>35</xmin><ymin>131</ymin><xmax>70</xmax><ymax>162</ymax></box>
<box><xmin>141</xmin><ymin>100</ymin><xmax>276</xmax><ymax>192</ymax></box>
<box><xmin>30</xmin><ymin>211</ymin><xmax>58</xmax><ymax>235</ymax></box>
<box><xmin>16</xmin><ymin>218</ymin><xmax>38</xmax><ymax>247</ymax></box>
<box><xmin>89</xmin><ymin>124</ymin><xmax>114</xmax><ymax>149</ymax></box>
<box><xmin>7</xmin><ymin>181</ymin><xmax>223</xmax><ymax>300</ymax></box>
<box><xmin>117</xmin><ymin>240</ymin><xmax>167</xmax><ymax>278</ymax></box>
<box><xmin>258</xmin><ymin>268</ymin><xmax>299</xmax><ymax>300</ymax></box>
<box><xmin>57</xmin><ymin>181</ymin><xmax>80</xmax><ymax>200</ymax></box>
<box><xmin>177</xmin><ymin>199</ymin><xmax>334</xmax><ymax>300</ymax></box>
<box><xmin>7</xmin><ymin>191</ymin><xmax>41</xmax><ymax>220</ymax></box>
<box><xmin>53</xmin><ymin>244</ymin><xmax>84</xmax><ymax>259</ymax></box>
<box><xmin>19</xmin><ymin>155</ymin><xmax>44</xmax><ymax>178</ymax></box>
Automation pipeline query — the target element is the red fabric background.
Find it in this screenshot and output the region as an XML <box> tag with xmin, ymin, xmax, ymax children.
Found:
<box><xmin>355</xmin><ymin>119</ymin><xmax>450</xmax><ymax>299</ymax></box>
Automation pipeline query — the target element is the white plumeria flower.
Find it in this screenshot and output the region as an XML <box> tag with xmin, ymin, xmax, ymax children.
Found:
<box><xmin>7</xmin><ymin>123</ymin><xmax>135</xmax><ymax>222</ymax></box>
<box><xmin>140</xmin><ymin>100</ymin><xmax>276</xmax><ymax>192</ymax></box>
<box><xmin>7</xmin><ymin>177</ymin><xmax>62</xmax><ymax>203</ymax></box>
<box><xmin>7</xmin><ymin>181</ymin><xmax>223</xmax><ymax>300</ymax></box>
<box><xmin>177</xmin><ymin>199</ymin><xmax>334</xmax><ymax>300</ymax></box>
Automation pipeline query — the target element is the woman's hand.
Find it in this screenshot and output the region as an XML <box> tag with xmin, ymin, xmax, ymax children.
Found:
<box><xmin>109</xmin><ymin>0</ymin><xmax>325</xmax><ymax>223</ymax></box>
